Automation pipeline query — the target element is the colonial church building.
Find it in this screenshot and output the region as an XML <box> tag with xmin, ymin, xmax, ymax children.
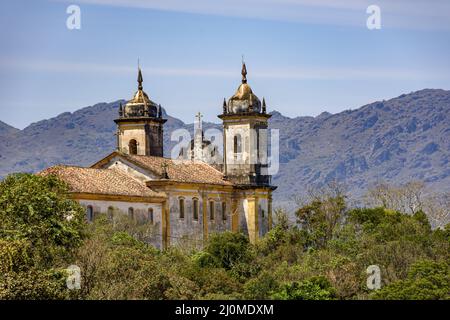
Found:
<box><xmin>41</xmin><ymin>63</ymin><xmax>276</xmax><ymax>249</ymax></box>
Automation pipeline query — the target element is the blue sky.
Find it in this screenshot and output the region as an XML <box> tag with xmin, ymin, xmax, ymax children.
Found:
<box><xmin>1</xmin><ymin>0</ymin><xmax>450</xmax><ymax>129</ymax></box>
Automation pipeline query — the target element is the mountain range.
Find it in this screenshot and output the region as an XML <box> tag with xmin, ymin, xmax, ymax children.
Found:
<box><xmin>1</xmin><ymin>89</ymin><xmax>449</xmax><ymax>209</ymax></box>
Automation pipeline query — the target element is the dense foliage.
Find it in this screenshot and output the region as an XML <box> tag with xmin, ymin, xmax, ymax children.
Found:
<box><xmin>0</xmin><ymin>173</ymin><xmax>85</xmax><ymax>299</ymax></box>
<box><xmin>0</xmin><ymin>174</ymin><xmax>448</xmax><ymax>299</ymax></box>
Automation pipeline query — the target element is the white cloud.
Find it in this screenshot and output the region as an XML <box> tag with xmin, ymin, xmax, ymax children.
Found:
<box><xmin>1</xmin><ymin>58</ymin><xmax>447</xmax><ymax>81</ymax></box>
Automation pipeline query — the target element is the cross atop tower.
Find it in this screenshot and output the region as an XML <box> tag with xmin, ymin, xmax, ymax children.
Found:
<box><xmin>195</xmin><ymin>112</ymin><xmax>203</xmax><ymax>129</ymax></box>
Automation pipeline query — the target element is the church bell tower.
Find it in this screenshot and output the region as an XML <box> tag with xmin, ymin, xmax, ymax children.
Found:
<box><xmin>219</xmin><ymin>62</ymin><xmax>272</xmax><ymax>186</ymax></box>
<box><xmin>115</xmin><ymin>68</ymin><xmax>167</xmax><ymax>157</ymax></box>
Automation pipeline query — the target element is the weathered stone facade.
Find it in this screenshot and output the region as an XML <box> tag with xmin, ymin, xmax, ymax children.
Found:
<box><xmin>78</xmin><ymin>199</ymin><xmax>164</xmax><ymax>248</ymax></box>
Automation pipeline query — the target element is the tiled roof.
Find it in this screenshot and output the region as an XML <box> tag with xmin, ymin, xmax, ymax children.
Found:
<box><xmin>121</xmin><ymin>154</ymin><xmax>232</xmax><ymax>186</ymax></box>
<box><xmin>39</xmin><ymin>165</ymin><xmax>166</xmax><ymax>198</ymax></box>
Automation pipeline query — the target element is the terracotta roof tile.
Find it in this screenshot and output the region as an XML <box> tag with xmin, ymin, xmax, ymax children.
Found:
<box><xmin>39</xmin><ymin>165</ymin><xmax>166</xmax><ymax>198</ymax></box>
<box><xmin>122</xmin><ymin>154</ymin><xmax>232</xmax><ymax>186</ymax></box>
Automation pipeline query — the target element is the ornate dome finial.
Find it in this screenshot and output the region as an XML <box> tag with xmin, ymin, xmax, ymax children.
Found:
<box><xmin>225</xmin><ymin>61</ymin><xmax>263</xmax><ymax>114</ymax></box>
<box><xmin>122</xmin><ymin>65</ymin><xmax>160</xmax><ymax>118</ymax></box>
<box><xmin>241</xmin><ymin>61</ymin><xmax>247</xmax><ymax>84</ymax></box>
<box><xmin>119</xmin><ymin>102</ymin><xmax>123</xmax><ymax>117</ymax></box>
<box><xmin>137</xmin><ymin>67</ymin><xmax>143</xmax><ymax>90</ymax></box>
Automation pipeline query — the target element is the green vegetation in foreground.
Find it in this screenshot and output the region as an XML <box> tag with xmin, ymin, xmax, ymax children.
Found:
<box><xmin>0</xmin><ymin>173</ymin><xmax>449</xmax><ymax>299</ymax></box>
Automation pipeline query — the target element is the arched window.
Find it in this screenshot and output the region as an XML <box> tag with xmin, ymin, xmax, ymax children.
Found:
<box><xmin>129</xmin><ymin>139</ymin><xmax>138</xmax><ymax>155</ymax></box>
<box><xmin>179</xmin><ymin>198</ymin><xmax>185</xmax><ymax>219</ymax></box>
<box><xmin>209</xmin><ymin>200</ymin><xmax>215</xmax><ymax>221</ymax></box>
<box><xmin>193</xmin><ymin>198</ymin><xmax>199</xmax><ymax>221</ymax></box>
<box><xmin>86</xmin><ymin>205</ymin><xmax>94</xmax><ymax>222</ymax></box>
<box><xmin>148</xmin><ymin>208</ymin><xmax>154</xmax><ymax>224</ymax></box>
<box><xmin>107</xmin><ymin>206</ymin><xmax>114</xmax><ymax>221</ymax></box>
<box><xmin>222</xmin><ymin>202</ymin><xmax>227</xmax><ymax>221</ymax></box>
<box><xmin>128</xmin><ymin>207</ymin><xmax>134</xmax><ymax>220</ymax></box>
<box><xmin>233</xmin><ymin>134</ymin><xmax>242</xmax><ymax>154</ymax></box>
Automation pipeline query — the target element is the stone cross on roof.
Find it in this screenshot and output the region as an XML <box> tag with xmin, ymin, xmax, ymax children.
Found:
<box><xmin>161</xmin><ymin>162</ymin><xmax>169</xmax><ymax>179</ymax></box>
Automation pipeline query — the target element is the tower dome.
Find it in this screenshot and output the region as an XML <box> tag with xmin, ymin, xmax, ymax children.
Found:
<box><xmin>122</xmin><ymin>68</ymin><xmax>161</xmax><ymax>118</ymax></box>
<box><xmin>225</xmin><ymin>62</ymin><xmax>262</xmax><ymax>114</ymax></box>
<box><xmin>115</xmin><ymin>66</ymin><xmax>166</xmax><ymax>157</ymax></box>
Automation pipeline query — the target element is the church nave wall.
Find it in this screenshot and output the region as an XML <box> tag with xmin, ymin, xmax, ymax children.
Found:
<box><xmin>78</xmin><ymin>199</ymin><xmax>163</xmax><ymax>249</ymax></box>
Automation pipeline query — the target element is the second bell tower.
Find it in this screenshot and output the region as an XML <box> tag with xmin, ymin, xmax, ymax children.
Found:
<box><xmin>218</xmin><ymin>62</ymin><xmax>271</xmax><ymax>186</ymax></box>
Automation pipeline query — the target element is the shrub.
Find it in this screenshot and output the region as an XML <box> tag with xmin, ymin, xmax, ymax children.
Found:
<box><xmin>271</xmin><ymin>276</ymin><xmax>336</xmax><ymax>300</ymax></box>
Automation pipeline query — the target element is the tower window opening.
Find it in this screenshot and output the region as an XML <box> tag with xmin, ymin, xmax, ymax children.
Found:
<box><xmin>234</xmin><ymin>134</ymin><xmax>242</xmax><ymax>154</ymax></box>
<box><xmin>129</xmin><ymin>139</ymin><xmax>138</xmax><ymax>155</ymax></box>
<box><xmin>256</xmin><ymin>129</ymin><xmax>260</xmax><ymax>161</ymax></box>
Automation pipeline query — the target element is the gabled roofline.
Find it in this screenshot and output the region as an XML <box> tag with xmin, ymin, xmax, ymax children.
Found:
<box><xmin>91</xmin><ymin>151</ymin><xmax>172</xmax><ymax>180</ymax></box>
<box><xmin>91</xmin><ymin>151</ymin><xmax>233</xmax><ymax>186</ymax></box>
<box><xmin>90</xmin><ymin>151</ymin><xmax>123</xmax><ymax>169</ymax></box>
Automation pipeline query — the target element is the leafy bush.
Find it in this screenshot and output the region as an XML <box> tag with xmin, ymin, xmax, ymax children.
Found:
<box><xmin>372</xmin><ymin>260</ymin><xmax>450</xmax><ymax>300</ymax></box>
<box><xmin>0</xmin><ymin>269</ymin><xmax>69</xmax><ymax>300</ymax></box>
<box><xmin>204</xmin><ymin>232</ymin><xmax>251</xmax><ymax>270</ymax></box>
<box><xmin>271</xmin><ymin>276</ymin><xmax>336</xmax><ymax>300</ymax></box>
<box><xmin>0</xmin><ymin>173</ymin><xmax>86</xmax><ymax>299</ymax></box>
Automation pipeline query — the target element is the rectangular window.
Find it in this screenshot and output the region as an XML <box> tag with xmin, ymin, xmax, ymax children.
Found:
<box><xmin>209</xmin><ymin>201</ymin><xmax>215</xmax><ymax>220</ymax></box>
<box><xmin>86</xmin><ymin>205</ymin><xmax>94</xmax><ymax>222</ymax></box>
<box><xmin>222</xmin><ymin>202</ymin><xmax>227</xmax><ymax>221</ymax></box>
<box><xmin>148</xmin><ymin>208</ymin><xmax>154</xmax><ymax>224</ymax></box>
<box><xmin>107</xmin><ymin>206</ymin><xmax>114</xmax><ymax>221</ymax></box>
<box><xmin>193</xmin><ymin>198</ymin><xmax>199</xmax><ymax>220</ymax></box>
<box><xmin>179</xmin><ymin>198</ymin><xmax>185</xmax><ymax>219</ymax></box>
<box><xmin>128</xmin><ymin>207</ymin><xmax>134</xmax><ymax>220</ymax></box>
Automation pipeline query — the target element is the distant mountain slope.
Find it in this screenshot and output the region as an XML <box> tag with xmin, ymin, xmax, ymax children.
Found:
<box><xmin>1</xmin><ymin>89</ymin><xmax>449</xmax><ymax>207</ymax></box>
<box><xmin>270</xmin><ymin>89</ymin><xmax>450</xmax><ymax>204</ymax></box>
<box><xmin>0</xmin><ymin>120</ymin><xmax>19</xmax><ymax>136</ymax></box>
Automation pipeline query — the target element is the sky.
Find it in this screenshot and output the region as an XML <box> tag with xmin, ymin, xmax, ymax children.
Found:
<box><xmin>1</xmin><ymin>0</ymin><xmax>450</xmax><ymax>129</ymax></box>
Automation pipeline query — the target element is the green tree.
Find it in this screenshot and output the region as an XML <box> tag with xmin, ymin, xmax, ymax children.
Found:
<box><xmin>0</xmin><ymin>173</ymin><xmax>85</xmax><ymax>267</ymax></box>
<box><xmin>271</xmin><ymin>276</ymin><xmax>336</xmax><ymax>300</ymax></box>
<box><xmin>204</xmin><ymin>232</ymin><xmax>251</xmax><ymax>270</ymax></box>
<box><xmin>372</xmin><ymin>260</ymin><xmax>450</xmax><ymax>300</ymax></box>
<box><xmin>295</xmin><ymin>195</ymin><xmax>346</xmax><ymax>249</ymax></box>
<box><xmin>244</xmin><ymin>270</ymin><xmax>280</xmax><ymax>299</ymax></box>
<box><xmin>0</xmin><ymin>173</ymin><xmax>86</xmax><ymax>299</ymax></box>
